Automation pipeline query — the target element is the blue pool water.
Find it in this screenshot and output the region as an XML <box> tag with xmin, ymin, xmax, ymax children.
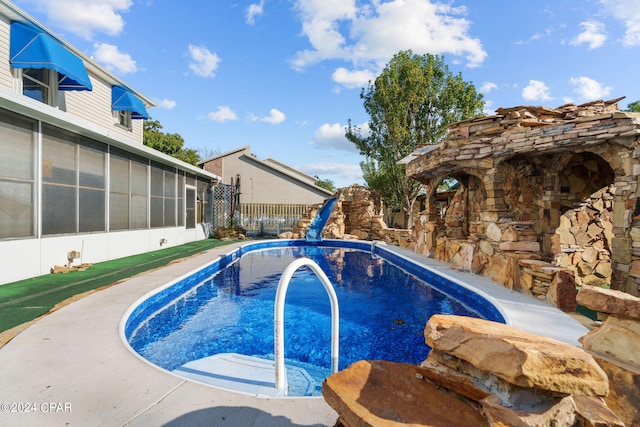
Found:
<box><xmin>123</xmin><ymin>240</ymin><xmax>505</xmax><ymax>396</ymax></box>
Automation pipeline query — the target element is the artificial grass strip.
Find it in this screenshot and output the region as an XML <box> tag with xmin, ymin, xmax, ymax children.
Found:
<box><xmin>0</xmin><ymin>239</ymin><xmax>238</xmax><ymax>333</ymax></box>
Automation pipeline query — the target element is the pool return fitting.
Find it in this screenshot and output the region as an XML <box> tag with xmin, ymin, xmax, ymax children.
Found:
<box><xmin>274</xmin><ymin>257</ymin><xmax>340</xmax><ymax>392</ymax></box>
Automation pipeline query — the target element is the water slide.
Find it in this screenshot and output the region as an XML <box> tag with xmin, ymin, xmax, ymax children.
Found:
<box><xmin>305</xmin><ymin>197</ymin><xmax>338</xmax><ymax>242</ymax></box>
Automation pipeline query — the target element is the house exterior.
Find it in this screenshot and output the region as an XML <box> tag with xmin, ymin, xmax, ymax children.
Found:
<box><xmin>0</xmin><ymin>0</ymin><xmax>220</xmax><ymax>285</ymax></box>
<box><xmin>200</xmin><ymin>146</ymin><xmax>333</xmax><ymax>205</ymax></box>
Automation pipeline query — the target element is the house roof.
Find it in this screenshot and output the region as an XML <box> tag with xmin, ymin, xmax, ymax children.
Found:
<box><xmin>0</xmin><ymin>1</ymin><xmax>218</xmax><ymax>182</ymax></box>
<box><xmin>199</xmin><ymin>146</ymin><xmax>333</xmax><ymax>195</ymax></box>
<box><xmin>0</xmin><ymin>0</ymin><xmax>154</xmax><ymax>108</ymax></box>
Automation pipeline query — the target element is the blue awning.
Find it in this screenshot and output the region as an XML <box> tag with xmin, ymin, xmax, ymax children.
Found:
<box><xmin>10</xmin><ymin>21</ymin><xmax>92</xmax><ymax>91</ymax></box>
<box><xmin>111</xmin><ymin>86</ymin><xmax>149</xmax><ymax>120</ymax></box>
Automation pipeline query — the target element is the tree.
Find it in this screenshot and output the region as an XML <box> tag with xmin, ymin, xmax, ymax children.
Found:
<box><xmin>627</xmin><ymin>100</ymin><xmax>640</xmax><ymax>112</ymax></box>
<box><xmin>143</xmin><ymin>118</ymin><xmax>200</xmax><ymax>165</ymax></box>
<box><xmin>360</xmin><ymin>157</ymin><xmax>401</xmax><ymax>224</ymax></box>
<box><xmin>346</xmin><ymin>50</ymin><xmax>484</xmax><ymax>228</ymax></box>
<box><xmin>315</xmin><ymin>177</ymin><xmax>336</xmax><ymax>193</ymax></box>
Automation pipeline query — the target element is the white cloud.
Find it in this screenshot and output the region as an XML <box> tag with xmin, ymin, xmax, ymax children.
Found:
<box><xmin>291</xmin><ymin>0</ymin><xmax>486</xmax><ymax>71</ymax></box>
<box><xmin>208</xmin><ymin>106</ymin><xmax>237</xmax><ymax>122</ymax></box>
<box><xmin>93</xmin><ymin>43</ymin><xmax>137</xmax><ymax>74</ymax></box>
<box><xmin>332</xmin><ymin>67</ymin><xmax>375</xmax><ymax>89</ymax></box>
<box><xmin>314</xmin><ymin>123</ymin><xmax>354</xmax><ymax>152</ymax></box>
<box><xmin>530</xmin><ymin>27</ymin><xmax>554</xmax><ymax>41</ymax></box>
<box><xmin>298</xmin><ymin>162</ymin><xmax>364</xmax><ymax>186</ymax></box>
<box><xmin>522</xmin><ymin>80</ymin><xmax>553</xmax><ymax>102</ymax></box>
<box><xmin>480</xmin><ymin>81</ymin><xmax>497</xmax><ymax>94</ymax></box>
<box><xmin>569</xmin><ymin>76</ymin><xmax>612</xmax><ymax>101</ymax></box>
<box><xmin>188</xmin><ymin>45</ymin><xmax>221</xmax><ymax>78</ymax></box>
<box><xmin>17</xmin><ymin>0</ymin><xmax>132</xmax><ymax>39</ymax></box>
<box><xmin>571</xmin><ymin>21</ymin><xmax>607</xmax><ymax>49</ymax></box>
<box><xmin>313</xmin><ymin>122</ymin><xmax>367</xmax><ymax>153</ymax></box>
<box><xmin>600</xmin><ymin>0</ymin><xmax>640</xmax><ymax>46</ymax></box>
<box><xmin>249</xmin><ymin>108</ymin><xmax>286</xmax><ymax>124</ymax></box>
<box><xmin>156</xmin><ymin>99</ymin><xmax>176</xmax><ymax>109</ymax></box>
<box><xmin>246</xmin><ymin>0</ymin><xmax>265</xmax><ymax>25</ymax></box>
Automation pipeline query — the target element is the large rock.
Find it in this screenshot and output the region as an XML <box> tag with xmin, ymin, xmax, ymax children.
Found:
<box><xmin>424</xmin><ymin>315</ymin><xmax>609</xmax><ymax>396</ymax></box>
<box><xmin>581</xmin><ymin>315</ymin><xmax>640</xmax><ymax>366</ymax></box>
<box><xmin>546</xmin><ymin>270</ymin><xmax>577</xmax><ymax>312</ymax></box>
<box><xmin>591</xmin><ymin>354</ymin><xmax>640</xmax><ymax>427</ymax></box>
<box><xmin>322</xmin><ymin>360</ymin><xmax>487</xmax><ymax>427</ymax></box>
<box><xmin>577</xmin><ymin>285</ymin><xmax>640</xmax><ymax>319</ymax></box>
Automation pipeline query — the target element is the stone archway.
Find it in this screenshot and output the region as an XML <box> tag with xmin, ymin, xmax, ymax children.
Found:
<box><xmin>405</xmin><ymin>98</ymin><xmax>640</xmax><ymax>297</ymax></box>
<box><xmin>553</xmin><ymin>153</ymin><xmax>616</xmax><ymax>287</ymax></box>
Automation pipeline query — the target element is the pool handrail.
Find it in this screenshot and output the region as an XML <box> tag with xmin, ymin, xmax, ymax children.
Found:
<box><xmin>274</xmin><ymin>257</ymin><xmax>340</xmax><ymax>392</ymax></box>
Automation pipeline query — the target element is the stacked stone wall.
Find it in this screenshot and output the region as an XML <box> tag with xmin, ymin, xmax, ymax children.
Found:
<box><xmin>286</xmin><ymin>184</ymin><xmax>408</xmax><ymax>244</ymax></box>
<box><xmin>407</xmin><ymin>98</ymin><xmax>640</xmax><ymax>299</ymax></box>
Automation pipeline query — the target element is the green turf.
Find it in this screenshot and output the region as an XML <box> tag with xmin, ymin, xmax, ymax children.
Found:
<box><xmin>0</xmin><ymin>239</ymin><xmax>239</xmax><ymax>333</ymax></box>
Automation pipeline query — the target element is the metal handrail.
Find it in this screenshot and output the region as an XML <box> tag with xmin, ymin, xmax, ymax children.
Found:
<box><xmin>273</xmin><ymin>257</ymin><xmax>340</xmax><ymax>392</ymax></box>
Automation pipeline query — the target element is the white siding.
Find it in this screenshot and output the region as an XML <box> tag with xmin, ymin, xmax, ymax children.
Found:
<box><xmin>0</xmin><ymin>14</ymin><xmax>145</xmax><ymax>144</ymax></box>
<box><xmin>0</xmin><ymin>16</ymin><xmax>14</xmax><ymax>90</ymax></box>
<box><xmin>65</xmin><ymin>78</ymin><xmax>144</xmax><ymax>143</ymax></box>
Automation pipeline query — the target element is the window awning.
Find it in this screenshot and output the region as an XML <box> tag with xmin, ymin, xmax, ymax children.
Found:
<box><xmin>112</xmin><ymin>86</ymin><xmax>149</xmax><ymax>119</ymax></box>
<box><xmin>10</xmin><ymin>21</ymin><xmax>92</xmax><ymax>91</ymax></box>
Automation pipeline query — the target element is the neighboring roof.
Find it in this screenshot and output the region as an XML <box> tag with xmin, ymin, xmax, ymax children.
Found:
<box><xmin>201</xmin><ymin>146</ymin><xmax>251</xmax><ymax>163</ymax></box>
<box><xmin>262</xmin><ymin>157</ymin><xmax>318</xmax><ymax>185</ymax></box>
<box><xmin>0</xmin><ymin>0</ymin><xmax>154</xmax><ymax>108</ymax></box>
<box><xmin>199</xmin><ymin>146</ymin><xmax>333</xmax><ymax>195</ymax></box>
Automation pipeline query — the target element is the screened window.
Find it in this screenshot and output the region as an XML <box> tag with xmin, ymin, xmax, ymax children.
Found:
<box><xmin>78</xmin><ymin>139</ymin><xmax>106</xmax><ymax>232</ymax></box>
<box><xmin>42</xmin><ymin>127</ymin><xmax>77</xmax><ymax>235</ymax></box>
<box><xmin>0</xmin><ymin>109</ymin><xmax>36</xmax><ymax>239</ymax></box>
<box><xmin>149</xmin><ymin>162</ymin><xmax>180</xmax><ymax>228</ymax></box>
<box><xmin>150</xmin><ymin>163</ymin><xmax>164</xmax><ymax>228</ymax></box>
<box><xmin>42</xmin><ymin>126</ymin><xmax>107</xmax><ymax>235</ymax></box>
<box><xmin>163</xmin><ymin>168</ymin><xmax>176</xmax><ymax>227</ymax></box>
<box><xmin>109</xmin><ymin>150</ymin><xmax>130</xmax><ymax>231</ymax></box>
<box><xmin>109</xmin><ymin>149</ymin><xmax>148</xmax><ymax>231</ymax></box>
<box><xmin>177</xmin><ymin>172</ymin><xmax>185</xmax><ymax>227</ymax></box>
<box><xmin>130</xmin><ymin>158</ymin><xmax>148</xmax><ymax>229</ymax></box>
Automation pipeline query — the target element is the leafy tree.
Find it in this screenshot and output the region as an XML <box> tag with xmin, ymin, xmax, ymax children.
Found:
<box><xmin>346</xmin><ymin>50</ymin><xmax>484</xmax><ymax>228</ymax></box>
<box><xmin>315</xmin><ymin>177</ymin><xmax>336</xmax><ymax>192</ymax></box>
<box><xmin>627</xmin><ymin>100</ymin><xmax>640</xmax><ymax>112</ymax></box>
<box><xmin>360</xmin><ymin>158</ymin><xmax>401</xmax><ymax>224</ymax></box>
<box><xmin>437</xmin><ymin>177</ymin><xmax>461</xmax><ymax>192</ymax></box>
<box><xmin>143</xmin><ymin>118</ymin><xmax>200</xmax><ymax>165</ymax></box>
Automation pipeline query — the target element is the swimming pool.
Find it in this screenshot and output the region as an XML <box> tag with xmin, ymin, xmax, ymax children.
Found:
<box><xmin>121</xmin><ymin>239</ymin><xmax>506</xmax><ymax>397</ymax></box>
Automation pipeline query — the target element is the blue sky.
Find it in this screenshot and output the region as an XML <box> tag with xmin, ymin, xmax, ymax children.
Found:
<box><xmin>12</xmin><ymin>0</ymin><xmax>640</xmax><ymax>188</ymax></box>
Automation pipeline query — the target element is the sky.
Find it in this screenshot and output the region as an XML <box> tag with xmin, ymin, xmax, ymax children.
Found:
<box><xmin>11</xmin><ymin>0</ymin><xmax>640</xmax><ymax>188</ymax></box>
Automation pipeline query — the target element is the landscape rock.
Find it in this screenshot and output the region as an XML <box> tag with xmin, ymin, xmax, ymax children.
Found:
<box><xmin>322</xmin><ymin>360</ymin><xmax>488</xmax><ymax>427</ymax></box>
<box><xmin>424</xmin><ymin>314</ymin><xmax>609</xmax><ymax>396</ymax></box>
<box><xmin>577</xmin><ymin>285</ymin><xmax>640</xmax><ymax>319</ymax></box>
<box><xmin>576</xmin><ymin>284</ymin><xmax>640</xmax><ymax>426</ymax></box>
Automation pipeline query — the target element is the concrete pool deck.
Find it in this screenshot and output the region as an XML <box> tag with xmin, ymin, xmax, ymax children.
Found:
<box><xmin>0</xmin><ymin>240</ymin><xmax>591</xmax><ymax>427</ymax></box>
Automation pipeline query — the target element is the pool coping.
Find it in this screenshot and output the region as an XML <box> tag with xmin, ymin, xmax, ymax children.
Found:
<box><xmin>0</xmin><ymin>240</ymin><xmax>589</xmax><ymax>426</ymax></box>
